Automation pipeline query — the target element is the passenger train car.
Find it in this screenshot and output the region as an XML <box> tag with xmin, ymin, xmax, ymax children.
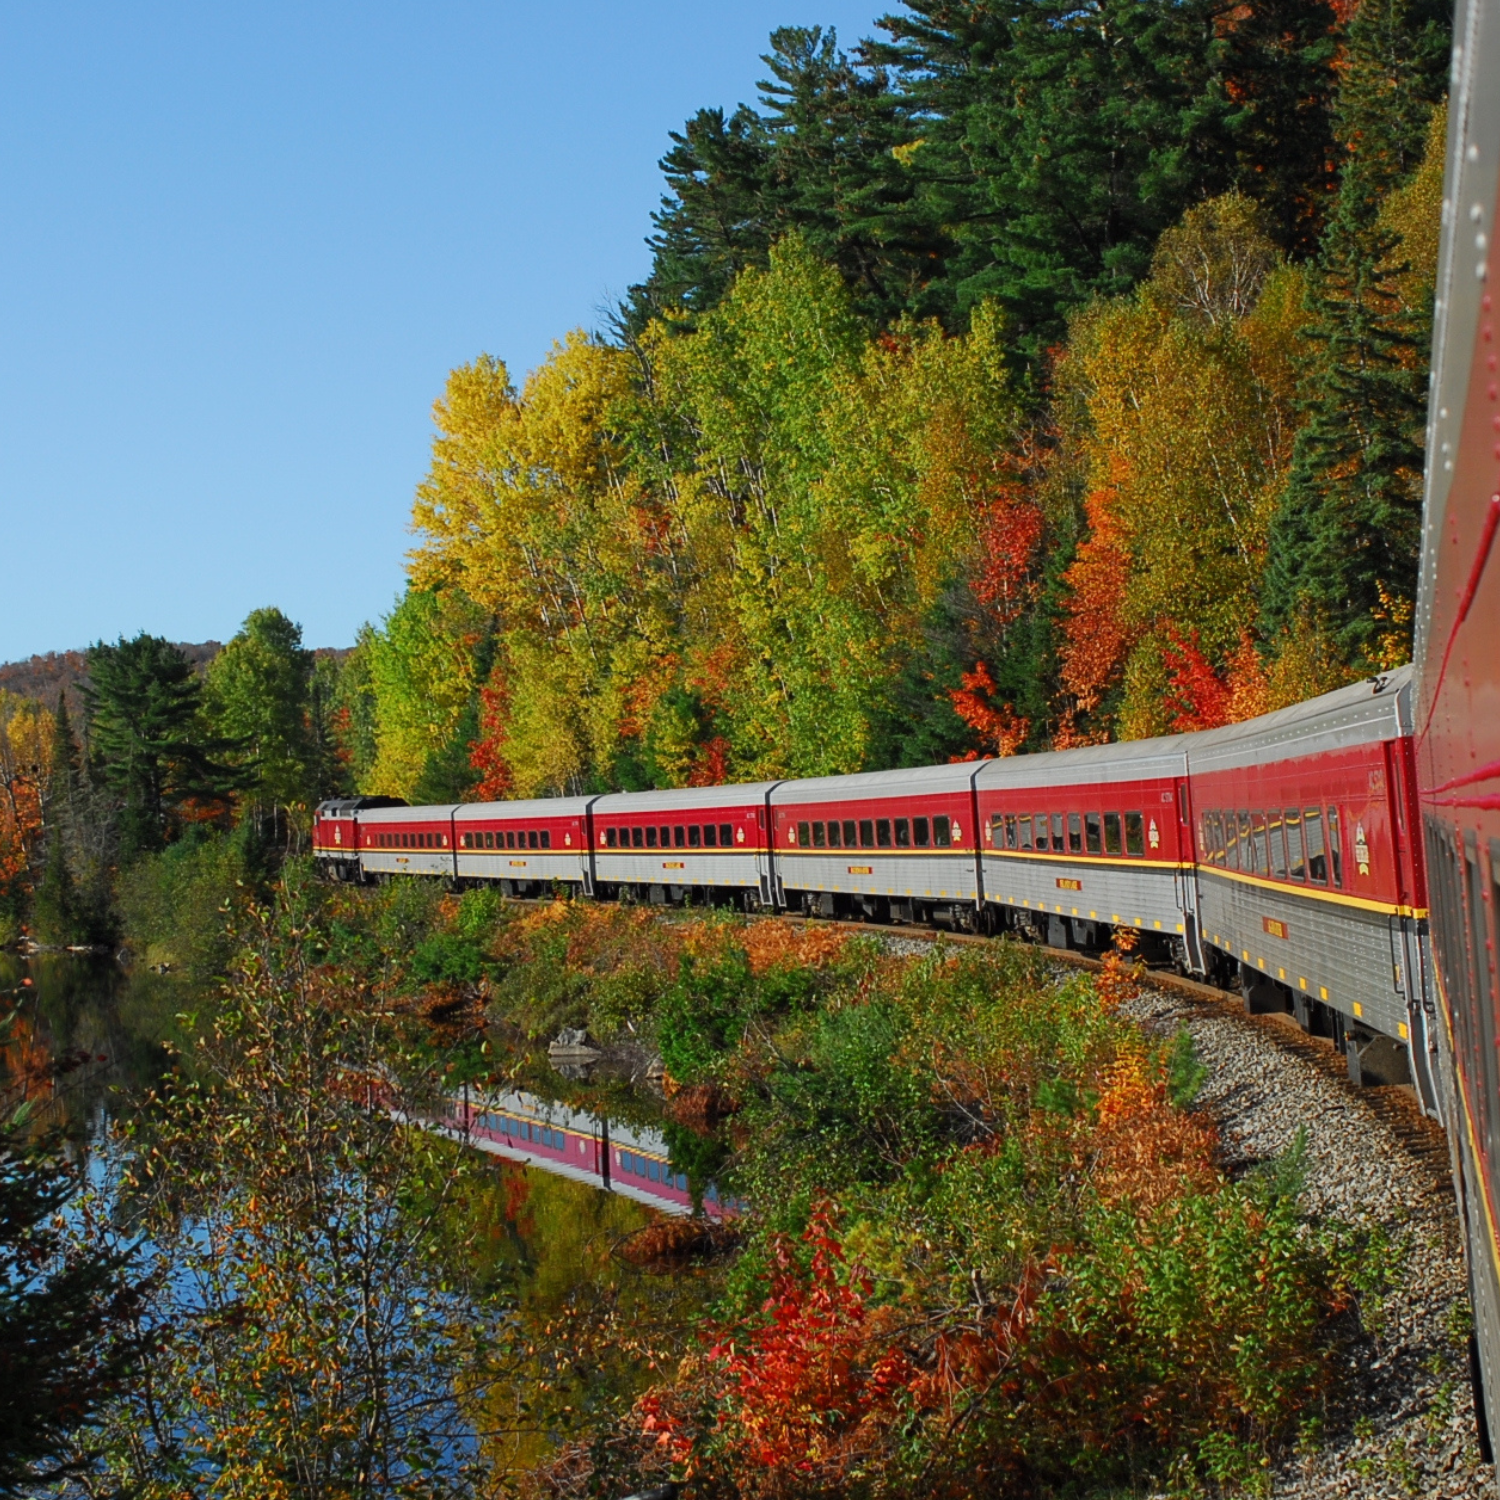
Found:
<box><xmin>1411</xmin><ymin>0</ymin><xmax>1500</xmax><ymax>1463</ymax></box>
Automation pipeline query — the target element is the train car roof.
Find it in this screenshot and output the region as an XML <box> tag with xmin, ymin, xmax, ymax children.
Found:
<box><xmin>771</xmin><ymin>762</ymin><xmax>981</xmax><ymax>804</ymax></box>
<box><xmin>591</xmin><ymin>781</ymin><xmax>781</xmax><ymax>814</ymax></box>
<box><xmin>974</xmin><ymin>736</ymin><xmax>1187</xmax><ymax>792</ymax></box>
<box><xmin>357</xmin><ymin>802</ymin><xmax>460</xmax><ymax>824</ymax></box>
<box><xmin>455</xmin><ymin>796</ymin><xmax>597</xmax><ymax>822</ymax></box>
<box><xmin>1186</xmin><ymin>664</ymin><xmax>1413</xmax><ymax>773</ymax></box>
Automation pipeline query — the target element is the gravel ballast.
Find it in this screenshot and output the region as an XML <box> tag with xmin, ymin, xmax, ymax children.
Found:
<box><xmin>1120</xmin><ymin>979</ymin><xmax>1493</xmax><ymax>1499</ymax></box>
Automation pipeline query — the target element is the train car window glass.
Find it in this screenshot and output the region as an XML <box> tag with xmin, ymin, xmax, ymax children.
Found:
<box><xmin>1018</xmin><ymin>815</ymin><xmax>1033</xmax><ymax>850</ymax></box>
<box><xmin>675</xmin><ymin>826</ymin><xmax>686</xmax><ymax>847</ymax></box>
<box><xmin>528</xmin><ymin>830</ymin><xmax>538</xmax><ymax>849</ymax></box>
<box><xmin>646</xmin><ymin>826</ymin><xmax>658</xmax><ymax>848</ymax></box>
<box><xmin>826</xmin><ymin>821</ymin><xmax>841</xmax><ymax>848</ymax></box>
<box><xmin>1327</xmin><ymin>809</ymin><xmax>1343</xmax><ymax>887</ymax></box>
<box><xmin>877</xmin><ymin>819</ymin><xmax>892</xmax><ymax>847</ymax></box>
<box><xmin>1004</xmin><ymin>814</ymin><xmax>1017</xmax><ymax>850</ymax></box>
<box><xmin>1250</xmin><ymin>814</ymin><xmax>1270</xmax><ymax>877</ymax></box>
<box><xmin>1207</xmin><ymin>812</ymin><xmax>1223</xmax><ymax>867</ymax></box>
<box><xmin>1468</xmin><ymin>837</ymin><xmax>1500</xmax><ymax>1161</ymax></box>
<box><xmin>704</xmin><ymin>824</ymin><xmax>718</xmax><ymax>847</ymax></box>
<box><xmin>1068</xmin><ymin>813</ymin><xmax>1082</xmax><ymax>853</ymax></box>
<box><xmin>684</xmin><ymin>825</ymin><xmax>698</xmax><ymax>847</ymax></box>
<box><xmin>812</xmin><ymin>822</ymin><xmax>826</xmax><ymax>848</ymax></box>
<box><xmin>1126</xmin><ymin>812</ymin><xmax>1145</xmax><ymax>856</ymax></box>
<box><xmin>1303</xmin><ymin>810</ymin><xmax>1326</xmax><ymax>882</ymax></box>
<box><xmin>1052</xmin><ymin>813</ymin><xmax>1065</xmax><ymax>850</ymax></box>
<box><xmin>1285</xmin><ymin>811</ymin><xmax>1305</xmax><ymax>880</ymax></box>
<box><xmin>1268</xmin><ymin>814</ymin><xmax>1288</xmax><ymax>880</ymax></box>
<box><xmin>895</xmin><ymin>818</ymin><xmax>911</xmax><ymax>847</ymax></box>
<box><xmin>728</xmin><ymin>824</ymin><xmax>740</xmax><ymax>847</ymax></box>
<box><xmin>1239</xmin><ymin>813</ymin><xmax>1255</xmax><ymax>871</ymax></box>
<box><xmin>934</xmin><ymin>817</ymin><xmax>951</xmax><ymax>848</ymax></box>
<box><xmin>913</xmin><ymin>817</ymin><xmax>930</xmax><ymax>847</ymax></box>
<box><xmin>606</xmin><ymin>828</ymin><xmax>618</xmax><ymax>848</ymax></box>
<box><xmin>798</xmin><ymin>822</ymin><xmax>811</xmax><ymax>848</ymax></box>
<box><xmin>540</xmin><ymin>831</ymin><xmax>550</xmax><ymax>850</ymax></box>
<box><xmin>1085</xmin><ymin>813</ymin><xmax>1102</xmax><ymax>854</ymax></box>
<box><xmin>859</xmin><ymin>819</ymin><xmax>874</xmax><ymax>847</ymax></box>
<box><xmin>630</xmin><ymin>827</ymin><xmax>642</xmax><ymax>849</ymax></box>
<box><xmin>402</xmin><ymin>833</ymin><xmax>410</xmax><ymax>848</ymax></box>
<box><xmin>657</xmin><ymin>826</ymin><xmax>668</xmax><ymax>847</ymax></box>
<box><xmin>1103</xmin><ymin>813</ymin><xmax>1121</xmax><ymax>854</ymax></box>
<box><xmin>425</xmin><ymin>834</ymin><xmax>433</xmax><ymax>849</ymax></box>
<box><xmin>1033</xmin><ymin>814</ymin><xmax>1049</xmax><ymax>851</ymax></box>
<box><xmin>1221</xmin><ymin>815</ymin><xmax>1237</xmax><ymax>871</ymax></box>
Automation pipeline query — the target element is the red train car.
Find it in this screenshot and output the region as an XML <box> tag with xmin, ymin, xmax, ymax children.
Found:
<box><xmin>1413</xmin><ymin>0</ymin><xmax>1500</xmax><ymax>1455</ymax></box>
<box><xmin>453</xmin><ymin>797</ymin><xmax>595</xmax><ymax>897</ymax></box>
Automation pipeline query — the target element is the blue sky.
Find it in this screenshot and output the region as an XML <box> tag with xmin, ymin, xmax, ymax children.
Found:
<box><xmin>0</xmin><ymin>1</ymin><xmax>888</xmax><ymax>660</ymax></box>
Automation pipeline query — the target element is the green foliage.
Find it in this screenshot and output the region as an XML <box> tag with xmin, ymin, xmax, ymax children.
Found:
<box><xmin>656</xmin><ymin>949</ymin><xmax>757</xmax><ymax>1083</ymax></box>
<box><xmin>115</xmin><ymin>827</ymin><xmax>248</xmax><ymax>982</ymax></box>
<box><xmin>411</xmin><ymin>931</ymin><xmax>486</xmax><ymax>987</ymax></box>
<box><xmin>83</xmin><ymin>633</ymin><xmax>241</xmax><ymax>858</ymax></box>
<box><xmin>1166</xmin><ymin>1025</ymin><xmax>1209</xmax><ymax>1107</ymax></box>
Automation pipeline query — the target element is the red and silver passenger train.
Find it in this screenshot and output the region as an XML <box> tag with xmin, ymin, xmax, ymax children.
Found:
<box><xmin>317</xmin><ymin>0</ymin><xmax>1500</xmax><ymax>1464</ymax></box>
<box><xmin>316</xmin><ymin>664</ymin><xmax>1435</xmax><ymax>1106</ymax></box>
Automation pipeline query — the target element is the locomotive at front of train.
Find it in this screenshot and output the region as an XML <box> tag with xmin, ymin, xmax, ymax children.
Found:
<box><xmin>1412</xmin><ymin>0</ymin><xmax>1500</xmax><ymax>1467</ymax></box>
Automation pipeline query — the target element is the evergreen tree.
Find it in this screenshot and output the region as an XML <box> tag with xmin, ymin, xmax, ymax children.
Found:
<box><xmin>1259</xmin><ymin>0</ymin><xmax>1445</xmax><ymax>661</ymax></box>
<box><xmin>0</xmin><ymin>1036</ymin><xmax>149</xmax><ymax>1490</ymax></box>
<box><xmin>82</xmin><ymin>634</ymin><xmax>238</xmax><ymax>858</ymax></box>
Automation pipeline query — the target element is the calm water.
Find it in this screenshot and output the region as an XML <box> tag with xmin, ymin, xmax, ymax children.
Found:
<box><xmin>0</xmin><ymin>949</ymin><xmax>721</xmax><ymax>1469</ymax></box>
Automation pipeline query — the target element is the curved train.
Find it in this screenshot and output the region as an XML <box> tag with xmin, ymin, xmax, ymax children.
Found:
<box><xmin>316</xmin><ymin>0</ymin><xmax>1500</xmax><ymax>1467</ymax></box>
<box><xmin>315</xmin><ymin>663</ymin><xmax>1435</xmax><ymax>1103</ymax></box>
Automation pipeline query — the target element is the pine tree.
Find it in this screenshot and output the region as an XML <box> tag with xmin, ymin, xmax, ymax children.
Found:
<box><xmin>1259</xmin><ymin>0</ymin><xmax>1445</xmax><ymax>661</ymax></box>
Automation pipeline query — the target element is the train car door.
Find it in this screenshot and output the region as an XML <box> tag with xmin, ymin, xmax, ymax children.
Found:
<box><xmin>1174</xmin><ymin>779</ymin><xmax>1207</xmax><ymax>974</ymax></box>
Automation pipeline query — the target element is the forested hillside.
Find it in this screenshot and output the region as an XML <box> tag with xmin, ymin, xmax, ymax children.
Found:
<box><xmin>0</xmin><ymin>0</ymin><xmax>1454</xmax><ymax>938</ymax></box>
<box><xmin>352</xmin><ymin>0</ymin><xmax>1449</xmax><ymax>802</ymax></box>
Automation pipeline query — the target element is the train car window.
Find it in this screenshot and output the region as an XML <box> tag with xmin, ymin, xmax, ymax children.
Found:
<box><xmin>675</xmin><ymin>826</ymin><xmax>686</xmax><ymax>847</ymax></box>
<box><xmin>1033</xmin><ymin>814</ymin><xmax>1048</xmax><ymax>851</ymax></box>
<box><xmin>1239</xmin><ymin>813</ymin><xmax>1255</xmax><ymax>871</ymax></box>
<box><xmin>934</xmin><ymin>817</ymin><xmax>951</xmax><ymax>848</ymax></box>
<box><xmin>606</xmin><ymin>827</ymin><xmax>618</xmax><ymax>848</ymax></box>
<box><xmin>1285</xmin><ymin>811</ymin><xmax>1305</xmax><ymax>880</ymax></box>
<box><xmin>1268</xmin><ymin>814</ymin><xmax>1288</xmax><ymax>879</ymax></box>
<box><xmin>1126</xmin><ymin>812</ymin><xmax>1144</xmax><ymax>856</ymax></box>
<box><xmin>839</xmin><ymin>821</ymin><xmax>854</xmax><ymax>847</ymax></box>
<box><xmin>812</xmin><ymin>822</ymin><xmax>826</xmax><ymax>848</ymax></box>
<box><xmin>1327</xmin><ymin>808</ymin><xmax>1343</xmax><ymax>887</ymax></box>
<box><xmin>895</xmin><ymin>818</ymin><xmax>911</xmax><ymax>847</ymax></box>
<box><xmin>646</xmin><ymin>826</ymin><xmax>658</xmax><ymax>848</ymax></box>
<box><xmin>528</xmin><ymin>830</ymin><xmax>539</xmax><ymax>849</ymax></box>
<box><xmin>1003</xmin><ymin>814</ymin><xmax>1017</xmax><ymax>850</ymax></box>
<box><xmin>798</xmin><ymin>822</ymin><xmax>811</xmax><ymax>848</ymax></box>
<box><xmin>1019</xmin><ymin>815</ymin><xmax>1034</xmax><ymax>850</ymax></box>
<box><xmin>460</xmin><ymin>833</ymin><xmax>469</xmax><ymax>849</ymax></box>
<box><xmin>659</xmin><ymin>826</ymin><xmax>670</xmax><ymax>847</ymax></box>
<box><xmin>688</xmin><ymin>825</ymin><xmax>702</xmax><ymax>847</ymax></box>
<box><xmin>1303</xmin><ymin>810</ymin><xmax>1326</xmax><ymax>882</ymax></box>
<box><xmin>1251</xmin><ymin>814</ymin><xmax>1270</xmax><ymax>876</ymax></box>
<box><xmin>1103</xmin><ymin>813</ymin><xmax>1121</xmax><ymax>855</ymax></box>
<box><xmin>704</xmin><ymin>824</ymin><xmax>718</xmax><ymax>847</ymax></box>
<box><xmin>913</xmin><ymin>817</ymin><xmax>930</xmax><ymax>847</ymax></box>
<box><xmin>877</xmin><ymin>819</ymin><xmax>892</xmax><ymax>847</ymax></box>
<box><xmin>629</xmin><ymin>827</ymin><xmax>642</xmax><ymax>849</ymax></box>
<box><xmin>540</xmin><ymin>831</ymin><xmax>550</xmax><ymax>849</ymax></box>
<box><xmin>1068</xmin><ymin>813</ymin><xmax>1082</xmax><ymax>853</ymax></box>
<box><xmin>1468</xmin><ymin>836</ymin><xmax>1500</xmax><ymax>1162</ymax></box>
<box><xmin>826</xmin><ymin>821</ymin><xmax>841</xmax><ymax>848</ymax></box>
<box><xmin>859</xmin><ymin>819</ymin><xmax>874</xmax><ymax>847</ymax></box>
<box><xmin>1051</xmin><ymin>813</ymin><xmax>1065</xmax><ymax>851</ymax></box>
<box><xmin>1085</xmin><ymin>813</ymin><xmax>1102</xmax><ymax>854</ymax></box>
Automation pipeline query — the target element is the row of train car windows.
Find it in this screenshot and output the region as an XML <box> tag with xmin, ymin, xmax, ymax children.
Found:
<box><xmin>1425</xmin><ymin>825</ymin><xmax>1499</xmax><ymax>1170</ymax></box>
<box><xmin>795</xmin><ymin>816</ymin><xmax>954</xmax><ymax>850</ymax></box>
<box><xmin>1200</xmin><ymin>807</ymin><xmax>1343</xmax><ymax>888</ymax></box>
<box><xmin>992</xmin><ymin>810</ymin><xmax>1147</xmax><ymax>857</ymax></box>
<box><xmin>461</xmin><ymin>829</ymin><xmax>551</xmax><ymax>850</ymax></box>
<box><xmin>374</xmin><ymin>831</ymin><xmax>446</xmax><ymax>849</ymax></box>
<box><xmin>618</xmin><ymin>1149</ymin><xmax>688</xmax><ymax>1191</ymax></box>
<box><xmin>477</xmin><ymin>1113</ymin><xmax>564</xmax><ymax>1148</ymax></box>
<box><xmin>605</xmin><ymin>823</ymin><xmax>734</xmax><ymax>849</ymax></box>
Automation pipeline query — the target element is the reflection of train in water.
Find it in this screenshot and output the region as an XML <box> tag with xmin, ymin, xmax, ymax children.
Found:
<box><xmin>436</xmin><ymin>1088</ymin><xmax>742</xmax><ymax>1221</ymax></box>
<box><xmin>319</xmin><ymin>0</ymin><xmax>1500</xmax><ymax>1461</ymax></box>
